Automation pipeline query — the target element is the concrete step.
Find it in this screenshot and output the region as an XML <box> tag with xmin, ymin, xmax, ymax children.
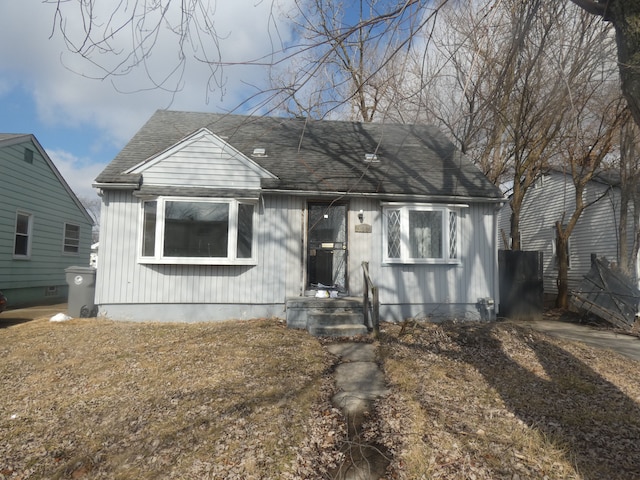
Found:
<box><xmin>308</xmin><ymin>312</ymin><xmax>365</xmax><ymax>327</ymax></box>
<box><xmin>308</xmin><ymin>324</ymin><xmax>369</xmax><ymax>337</ymax></box>
<box><xmin>286</xmin><ymin>297</ymin><xmax>365</xmax><ymax>331</ymax></box>
<box><xmin>287</xmin><ymin>297</ymin><xmax>363</xmax><ymax>311</ymax></box>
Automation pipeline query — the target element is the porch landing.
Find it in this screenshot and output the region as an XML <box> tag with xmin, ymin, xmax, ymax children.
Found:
<box><xmin>286</xmin><ymin>297</ymin><xmax>369</xmax><ymax>337</ymax></box>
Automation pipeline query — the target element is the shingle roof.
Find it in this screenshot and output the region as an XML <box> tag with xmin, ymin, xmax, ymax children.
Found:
<box><xmin>96</xmin><ymin>110</ymin><xmax>503</xmax><ymax>200</ymax></box>
<box><xmin>0</xmin><ymin>133</ymin><xmax>30</xmax><ymax>145</ymax></box>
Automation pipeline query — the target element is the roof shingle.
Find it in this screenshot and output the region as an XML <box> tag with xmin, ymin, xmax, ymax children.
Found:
<box><xmin>96</xmin><ymin>110</ymin><xmax>503</xmax><ymax>200</ymax></box>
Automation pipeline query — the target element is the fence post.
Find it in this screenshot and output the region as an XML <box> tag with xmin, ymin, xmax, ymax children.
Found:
<box><xmin>372</xmin><ymin>286</ymin><xmax>379</xmax><ymax>339</ymax></box>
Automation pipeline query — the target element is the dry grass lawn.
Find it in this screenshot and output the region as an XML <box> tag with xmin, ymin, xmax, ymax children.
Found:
<box><xmin>0</xmin><ymin>315</ymin><xmax>344</xmax><ymax>480</ymax></box>
<box><xmin>2</xmin><ymin>310</ymin><xmax>640</xmax><ymax>479</ymax></box>
<box><xmin>376</xmin><ymin>321</ymin><xmax>640</xmax><ymax>480</ymax></box>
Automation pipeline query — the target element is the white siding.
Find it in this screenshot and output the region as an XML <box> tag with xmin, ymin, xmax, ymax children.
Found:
<box><xmin>499</xmin><ymin>172</ymin><xmax>633</xmax><ymax>298</ymax></box>
<box><xmin>96</xmin><ymin>191</ymin><xmax>304</xmax><ymax>316</ymax></box>
<box><xmin>346</xmin><ymin>197</ymin><xmax>378</xmax><ymax>296</ymax></box>
<box><xmin>98</xmin><ymin>190</ymin><xmax>501</xmax><ymax>322</ymax></box>
<box><xmin>136</xmin><ymin>135</ymin><xmax>270</xmax><ymax>189</ymax></box>
<box><xmin>349</xmin><ymin>201</ymin><xmax>499</xmax><ymax>321</ymax></box>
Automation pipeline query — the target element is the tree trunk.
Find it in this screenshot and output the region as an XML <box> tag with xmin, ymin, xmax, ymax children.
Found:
<box><xmin>618</xmin><ymin>115</ymin><xmax>640</xmax><ymax>280</ymax></box>
<box><xmin>619</xmin><ymin>187</ymin><xmax>630</xmax><ymax>276</ymax></box>
<box><xmin>510</xmin><ymin>183</ymin><xmax>524</xmax><ymax>251</ymax></box>
<box><xmin>633</xmin><ymin>194</ymin><xmax>640</xmax><ymax>285</ymax></box>
<box><xmin>609</xmin><ymin>1</ymin><xmax>640</xmax><ymax>130</ymax></box>
<box><xmin>555</xmin><ymin>232</ymin><xmax>570</xmax><ymax>308</ymax></box>
<box><xmin>571</xmin><ymin>1</ymin><xmax>640</xmax><ymax>128</ymax></box>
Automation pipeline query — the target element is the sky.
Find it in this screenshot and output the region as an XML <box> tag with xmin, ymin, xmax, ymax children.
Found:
<box><xmin>0</xmin><ymin>0</ymin><xmax>296</xmax><ymax>200</ymax></box>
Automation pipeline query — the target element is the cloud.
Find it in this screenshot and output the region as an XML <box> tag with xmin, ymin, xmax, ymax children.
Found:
<box><xmin>48</xmin><ymin>149</ymin><xmax>107</xmax><ymax>200</ymax></box>
<box><xmin>0</xmin><ymin>1</ymin><xmax>296</xmax><ymax>148</ymax></box>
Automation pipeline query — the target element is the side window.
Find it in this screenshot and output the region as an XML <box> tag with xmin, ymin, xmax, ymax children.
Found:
<box><xmin>383</xmin><ymin>204</ymin><xmax>460</xmax><ymax>264</ymax></box>
<box><xmin>63</xmin><ymin>223</ymin><xmax>80</xmax><ymax>254</ymax></box>
<box><xmin>23</xmin><ymin>148</ymin><xmax>34</xmax><ymax>164</ymax></box>
<box><xmin>14</xmin><ymin>212</ymin><xmax>33</xmax><ymax>258</ymax></box>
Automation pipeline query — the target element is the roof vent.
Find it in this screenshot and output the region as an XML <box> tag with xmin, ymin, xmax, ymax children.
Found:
<box><xmin>364</xmin><ymin>153</ymin><xmax>379</xmax><ymax>163</ymax></box>
<box><xmin>252</xmin><ymin>147</ymin><xmax>267</xmax><ymax>157</ymax></box>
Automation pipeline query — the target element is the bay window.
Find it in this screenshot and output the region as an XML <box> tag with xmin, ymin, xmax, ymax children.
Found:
<box><xmin>383</xmin><ymin>204</ymin><xmax>460</xmax><ymax>264</ymax></box>
<box><xmin>140</xmin><ymin>197</ymin><xmax>256</xmax><ymax>264</ymax></box>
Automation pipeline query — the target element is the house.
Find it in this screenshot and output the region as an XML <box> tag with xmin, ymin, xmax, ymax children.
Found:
<box><xmin>92</xmin><ymin>110</ymin><xmax>504</xmax><ymax>323</ymax></box>
<box><xmin>498</xmin><ymin>169</ymin><xmax>637</xmax><ymax>304</ymax></box>
<box><xmin>0</xmin><ymin>134</ymin><xmax>94</xmax><ymax>307</ymax></box>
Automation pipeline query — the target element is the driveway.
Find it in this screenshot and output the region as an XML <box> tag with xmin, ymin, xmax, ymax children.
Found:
<box><xmin>509</xmin><ymin>315</ymin><xmax>640</xmax><ymax>362</ymax></box>
<box><xmin>0</xmin><ymin>303</ymin><xmax>67</xmax><ymax>327</ymax></box>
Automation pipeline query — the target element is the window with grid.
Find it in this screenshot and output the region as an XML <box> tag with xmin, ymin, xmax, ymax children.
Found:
<box><xmin>14</xmin><ymin>212</ymin><xmax>33</xmax><ymax>258</ymax></box>
<box><xmin>383</xmin><ymin>204</ymin><xmax>460</xmax><ymax>264</ymax></box>
<box><xmin>63</xmin><ymin>223</ymin><xmax>80</xmax><ymax>254</ymax></box>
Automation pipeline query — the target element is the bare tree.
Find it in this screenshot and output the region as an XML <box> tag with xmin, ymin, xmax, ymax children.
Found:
<box><xmin>46</xmin><ymin>0</ymin><xmax>640</xmax><ymax>131</ymax></box>
<box><xmin>616</xmin><ymin>111</ymin><xmax>640</xmax><ymax>281</ymax></box>
<box><xmin>553</xmin><ymin>94</ymin><xmax>627</xmax><ymax>308</ymax></box>
<box><xmin>270</xmin><ymin>0</ymin><xmax>443</xmax><ymax>122</ymax></box>
<box><xmin>410</xmin><ymin>1</ymin><xmax>614</xmax><ymax>253</ymax></box>
<box><xmin>79</xmin><ymin>195</ymin><xmax>101</xmax><ymax>242</ymax></box>
<box><xmin>571</xmin><ymin>1</ymin><xmax>640</xmax><ymax>129</ymax></box>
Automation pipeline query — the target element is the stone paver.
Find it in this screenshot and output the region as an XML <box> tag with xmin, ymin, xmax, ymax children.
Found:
<box><xmin>326</xmin><ymin>342</ymin><xmax>390</xmax><ymax>480</ymax></box>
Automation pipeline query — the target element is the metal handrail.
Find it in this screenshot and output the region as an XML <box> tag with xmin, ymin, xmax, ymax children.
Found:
<box><xmin>362</xmin><ymin>261</ymin><xmax>380</xmax><ymax>338</ymax></box>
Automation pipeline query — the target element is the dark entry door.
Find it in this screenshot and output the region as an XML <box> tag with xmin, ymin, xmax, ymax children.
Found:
<box><xmin>307</xmin><ymin>203</ymin><xmax>347</xmax><ymax>292</ymax></box>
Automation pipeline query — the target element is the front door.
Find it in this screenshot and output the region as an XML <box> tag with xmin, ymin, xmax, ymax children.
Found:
<box><xmin>307</xmin><ymin>203</ymin><xmax>348</xmax><ymax>292</ymax></box>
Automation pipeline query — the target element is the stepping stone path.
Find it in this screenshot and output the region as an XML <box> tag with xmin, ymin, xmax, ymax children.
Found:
<box><xmin>326</xmin><ymin>342</ymin><xmax>390</xmax><ymax>480</ymax></box>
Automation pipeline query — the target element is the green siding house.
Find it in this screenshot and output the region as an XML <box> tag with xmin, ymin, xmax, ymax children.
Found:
<box><xmin>0</xmin><ymin>134</ymin><xmax>94</xmax><ymax>308</ymax></box>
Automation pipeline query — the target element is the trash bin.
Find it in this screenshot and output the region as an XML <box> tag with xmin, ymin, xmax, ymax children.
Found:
<box><xmin>65</xmin><ymin>266</ymin><xmax>97</xmax><ymax>318</ymax></box>
<box><xmin>476</xmin><ymin>297</ymin><xmax>496</xmax><ymax>321</ymax></box>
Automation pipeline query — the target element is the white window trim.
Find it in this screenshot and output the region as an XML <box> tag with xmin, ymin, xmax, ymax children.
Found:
<box><xmin>62</xmin><ymin>222</ymin><xmax>80</xmax><ymax>255</ymax></box>
<box><xmin>138</xmin><ymin>196</ymin><xmax>258</xmax><ymax>265</ymax></box>
<box><xmin>13</xmin><ymin>211</ymin><xmax>33</xmax><ymax>259</ymax></box>
<box><xmin>382</xmin><ymin>203</ymin><xmax>463</xmax><ymax>265</ymax></box>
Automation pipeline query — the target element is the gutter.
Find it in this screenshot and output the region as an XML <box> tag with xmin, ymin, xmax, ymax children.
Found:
<box><xmin>92</xmin><ymin>182</ymin><xmax>141</xmax><ymax>190</ymax></box>
<box><xmin>262</xmin><ymin>188</ymin><xmax>507</xmax><ymax>204</ymax></box>
<box><xmin>92</xmin><ymin>183</ymin><xmax>506</xmax><ymax>205</ymax></box>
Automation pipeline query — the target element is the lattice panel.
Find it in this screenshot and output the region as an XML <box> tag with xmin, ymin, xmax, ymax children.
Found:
<box><xmin>387</xmin><ymin>210</ymin><xmax>401</xmax><ymax>258</ymax></box>
<box><xmin>449</xmin><ymin>211</ymin><xmax>457</xmax><ymax>259</ymax></box>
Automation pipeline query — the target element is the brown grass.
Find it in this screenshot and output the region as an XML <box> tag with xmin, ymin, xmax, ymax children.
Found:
<box><xmin>2</xmin><ymin>313</ymin><xmax>640</xmax><ymax>479</ymax></box>
<box><xmin>376</xmin><ymin>321</ymin><xmax>640</xmax><ymax>480</ymax></box>
<box><xmin>0</xmin><ymin>316</ymin><xmax>343</xmax><ymax>479</ymax></box>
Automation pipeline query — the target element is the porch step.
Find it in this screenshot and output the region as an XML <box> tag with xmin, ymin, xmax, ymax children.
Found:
<box><xmin>308</xmin><ymin>324</ymin><xmax>369</xmax><ymax>337</ymax></box>
<box><xmin>286</xmin><ymin>297</ymin><xmax>368</xmax><ymax>337</ymax></box>
<box><xmin>308</xmin><ymin>311</ymin><xmax>366</xmax><ymax>326</ymax></box>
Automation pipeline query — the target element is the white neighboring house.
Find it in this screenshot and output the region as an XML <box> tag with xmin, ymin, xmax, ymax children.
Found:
<box><xmin>498</xmin><ymin>169</ymin><xmax>638</xmax><ymax>304</ymax></box>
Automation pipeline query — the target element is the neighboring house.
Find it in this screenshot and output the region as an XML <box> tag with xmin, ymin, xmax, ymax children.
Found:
<box><xmin>498</xmin><ymin>169</ymin><xmax>636</xmax><ymax>304</ymax></box>
<box><xmin>93</xmin><ymin>110</ymin><xmax>504</xmax><ymax>322</ymax></box>
<box><xmin>0</xmin><ymin>134</ymin><xmax>94</xmax><ymax>307</ymax></box>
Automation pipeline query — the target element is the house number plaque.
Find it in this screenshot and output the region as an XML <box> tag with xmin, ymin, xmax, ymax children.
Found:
<box><xmin>355</xmin><ymin>224</ymin><xmax>372</xmax><ymax>233</ymax></box>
